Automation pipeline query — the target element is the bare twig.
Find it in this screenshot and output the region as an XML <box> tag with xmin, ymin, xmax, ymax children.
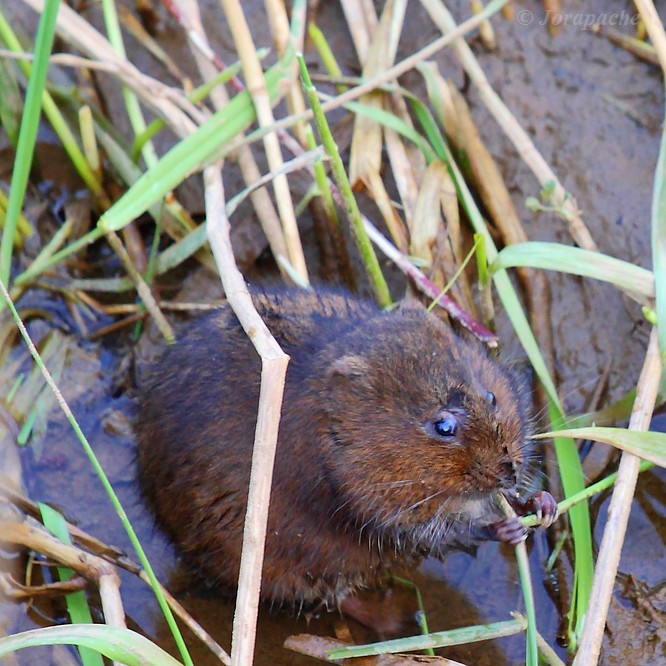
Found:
<box><xmin>169</xmin><ymin>0</ymin><xmax>291</xmax><ymax>279</ymax></box>
<box><xmin>0</xmin><ymin>519</ymin><xmax>125</xmax><ymax>629</ymax></box>
<box><xmin>572</xmin><ymin>329</ymin><xmax>662</xmax><ymax>665</ymax></box>
<box><xmin>204</xmin><ymin>164</ymin><xmax>290</xmax><ymax>666</ymax></box>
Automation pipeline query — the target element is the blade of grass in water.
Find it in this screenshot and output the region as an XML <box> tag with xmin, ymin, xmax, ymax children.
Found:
<box><xmin>39</xmin><ymin>503</ymin><xmax>104</xmax><ymax>666</ymax></box>
<box><xmin>0</xmin><ymin>0</ymin><xmax>61</xmax><ymax>286</ymax></box>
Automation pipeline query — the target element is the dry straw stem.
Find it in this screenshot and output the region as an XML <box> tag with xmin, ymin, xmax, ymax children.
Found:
<box><xmin>264</xmin><ymin>0</ymin><xmax>309</xmax><ymax>146</ymax></box>
<box><xmin>385</xmin><ymin>92</ymin><xmax>426</xmax><ymax>231</ymax></box>
<box><xmin>0</xmin><ymin>49</ymin><xmax>120</xmax><ymax>71</ymax></box>
<box><xmin>204</xmin><ymin>164</ymin><xmax>289</xmax><ymax>666</ymax></box>
<box><xmin>470</xmin><ymin>0</ymin><xmax>497</xmax><ymax>50</ymax></box>
<box><xmin>339</xmin><ymin>0</ymin><xmax>378</xmax><ymax>63</ymax></box>
<box><xmin>572</xmin><ymin>329</ymin><xmax>662</xmax><ymax>666</ymax></box>
<box><xmin>0</xmin><ymin>519</ymin><xmax>125</xmax><ymax>629</ymax></box>
<box><xmin>419</xmin><ymin>0</ymin><xmax>598</xmax><ymax>253</ymax></box>
<box><xmin>174</xmin><ymin>0</ymin><xmax>288</xmax><ymax>277</ymax></box>
<box><xmin>347</xmin><ymin>0</ymin><xmax>411</xmax><ymax>252</ymax></box>
<box><xmin>20</xmin><ymin>0</ymin><xmax>199</xmax><ymax>138</ymax></box>
<box><xmin>220</xmin><ymin>0</ymin><xmax>309</xmax><ymax>284</ymax></box>
<box><xmin>104</xmin><ymin>230</ymin><xmax>174</xmax><ymax>342</ymax></box>
<box><xmin>168</xmin><ymin>0</ymin><xmax>291</xmax><ymax>280</ymax></box>
<box><xmin>633</xmin><ymin>0</ymin><xmax>666</xmax><ymax>68</ymax></box>
<box><xmin>285</xmin><ymin>633</ymin><xmax>466</xmax><ymax>665</ymax></box>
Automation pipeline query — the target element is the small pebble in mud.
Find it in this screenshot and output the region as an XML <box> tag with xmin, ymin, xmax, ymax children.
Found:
<box><xmin>136</xmin><ymin>288</ymin><xmax>557</xmax><ymax>627</ymax></box>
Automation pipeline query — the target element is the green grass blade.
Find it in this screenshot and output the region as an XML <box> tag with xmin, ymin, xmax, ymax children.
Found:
<box><xmin>0</xmin><ymin>626</ymin><xmax>183</xmax><ymax>666</ymax></box>
<box><xmin>0</xmin><ymin>8</ymin><xmax>107</xmax><ymax>206</ymax></box>
<box><xmin>489</xmin><ymin>242</ymin><xmax>654</xmax><ymax>300</ymax></box>
<box><xmin>327</xmin><ymin>617</ymin><xmax>527</xmax><ymax>659</ymax></box>
<box><xmin>39</xmin><ymin>503</ymin><xmax>104</xmax><ymax>666</ymax></box>
<box><xmin>0</xmin><ymin>0</ymin><xmax>61</xmax><ymax>286</ymax></box>
<box><xmin>0</xmin><ymin>53</ymin><xmax>22</xmax><ymax>146</ymax></box>
<box><xmin>535</xmin><ymin>427</ymin><xmax>666</xmax><ymax>468</ymax></box>
<box><xmin>100</xmin><ymin>0</ymin><xmax>157</xmax><ymax>168</ymax></box>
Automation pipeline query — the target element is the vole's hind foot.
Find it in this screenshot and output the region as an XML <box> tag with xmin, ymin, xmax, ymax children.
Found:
<box><xmin>339</xmin><ymin>588</ymin><xmax>419</xmax><ymax>638</ymax></box>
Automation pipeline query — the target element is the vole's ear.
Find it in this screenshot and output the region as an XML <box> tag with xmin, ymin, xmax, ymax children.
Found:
<box><xmin>326</xmin><ymin>355</ymin><xmax>369</xmax><ymax>382</ymax></box>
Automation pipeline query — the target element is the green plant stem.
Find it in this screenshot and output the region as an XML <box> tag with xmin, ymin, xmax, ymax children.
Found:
<box><xmin>297</xmin><ymin>53</ymin><xmax>391</xmax><ymax>307</ymax></box>
<box><xmin>308</xmin><ymin>22</ymin><xmax>346</xmax><ymax>93</ymax></box>
<box><xmin>0</xmin><ymin>278</ymin><xmax>193</xmax><ymax>666</ymax></box>
<box><xmin>392</xmin><ymin>577</ymin><xmax>434</xmax><ymax>657</ymax></box>
<box><xmin>499</xmin><ymin>496</ymin><xmax>537</xmax><ymax>666</ymax></box>
<box><xmin>0</xmin><ymin>0</ymin><xmax>61</xmax><ymax>286</ymax></box>
<box><xmin>521</xmin><ymin>459</ymin><xmax>654</xmax><ymax>528</ymax></box>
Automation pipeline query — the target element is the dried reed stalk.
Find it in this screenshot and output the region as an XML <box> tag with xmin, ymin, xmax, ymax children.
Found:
<box><xmin>264</xmin><ymin>0</ymin><xmax>309</xmax><ymax>145</ymax></box>
<box><xmin>220</xmin><ymin>0</ymin><xmax>308</xmax><ymax>283</ymax></box>
<box><xmin>204</xmin><ymin>164</ymin><xmax>290</xmax><ymax>666</ymax></box>
<box><xmin>573</xmin><ymin>2</ymin><xmax>666</xmax><ymax>662</ymax></box>
<box><xmin>419</xmin><ymin>0</ymin><xmax>598</xmax><ymax>253</ymax></box>
<box><xmin>339</xmin><ymin>0</ymin><xmax>378</xmax><ymax>63</ymax></box>
<box><xmin>347</xmin><ymin>0</ymin><xmax>411</xmax><ymax>252</ymax></box>
<box><xmin>571</xmin><ymin>329</ymin><xmax>661</xmax><ymax>665</ymax></box>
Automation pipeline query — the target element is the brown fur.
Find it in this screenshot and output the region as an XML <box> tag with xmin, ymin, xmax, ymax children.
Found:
<box><xmin>136</xmin><ymin>287</ymin><xmax>532</xmax><ymax>610</ymax></box>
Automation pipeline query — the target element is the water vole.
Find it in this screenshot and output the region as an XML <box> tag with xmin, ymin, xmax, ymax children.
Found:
<box><xmin>136</xmin><ymin>288</ymin><xmax>556</xmax><ymax>613</ymax></box>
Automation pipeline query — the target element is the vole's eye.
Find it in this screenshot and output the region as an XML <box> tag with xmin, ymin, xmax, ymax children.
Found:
<box><xmin>433</xmin><ymin>415</ymin><xmax>458</xmax><ymax>438</ymax></box>
<box><xmin>485</xmin><ymin>391</ymin><xmax>497</xmax><ymax>408</ymax></box>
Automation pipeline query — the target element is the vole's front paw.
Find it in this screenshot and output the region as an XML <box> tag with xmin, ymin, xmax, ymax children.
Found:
<box><xmin>514</xmin><ymin>490</ymin><xmax>559</xmax><ymax>528</ymax></box>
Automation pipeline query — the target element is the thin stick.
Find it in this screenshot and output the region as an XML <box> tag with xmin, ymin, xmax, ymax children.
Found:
<box><xmin>0</xmin><ymin>520</ymin><xmax>125</xmax><ymax>629</ymax></box>
<box><xmin>220</xmin><ymin>0</ymin><xmax>309</xmax><ymax>283</ymax></box>
<box><xmin>572</xmin><ymin>328</ymin><xmax>662</xmax><ymax>665</ymax></box>
<box><xmin>204</xmin><ymin>164</ymin><xmax>290</xmax><ymax>666</ymax></box>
